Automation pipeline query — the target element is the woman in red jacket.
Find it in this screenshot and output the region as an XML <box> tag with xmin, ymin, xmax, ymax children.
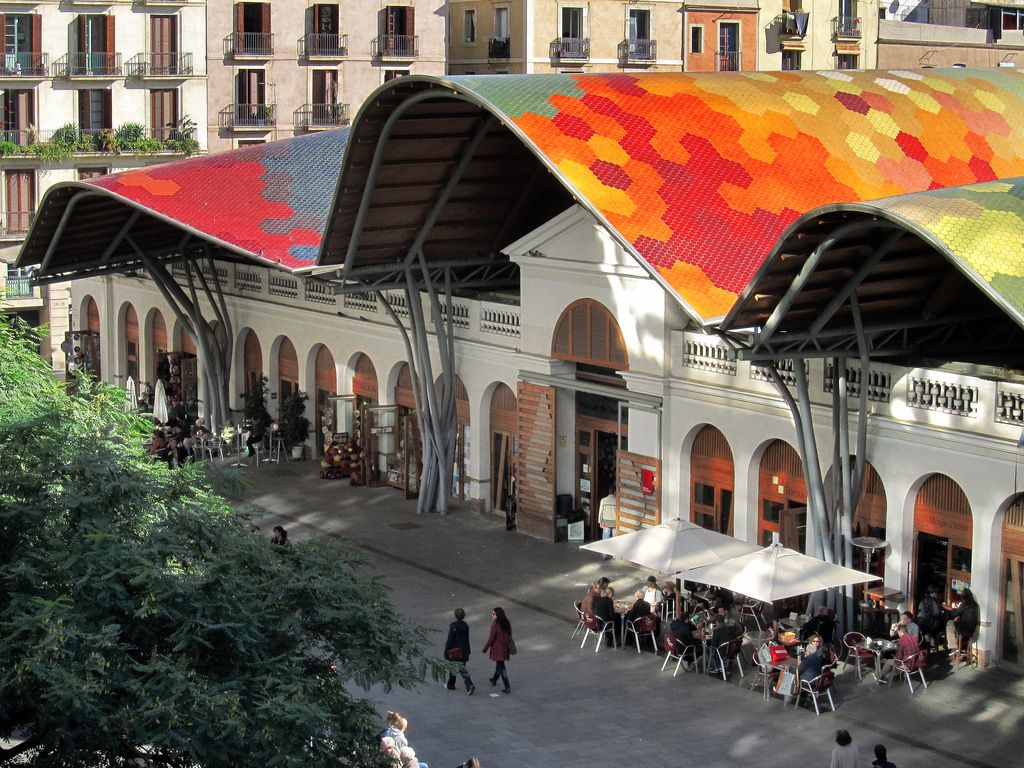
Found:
<box><xmin>482</xmin><ymin>606</ymin><xmax>513</xmax><ymax>693</ymax></box>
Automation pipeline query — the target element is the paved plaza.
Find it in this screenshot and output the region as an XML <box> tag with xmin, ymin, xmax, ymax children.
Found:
<box><xmin>246</xmin><ymin>460</ymin><xmax>1024</xmax><ymax>768</ymax></box>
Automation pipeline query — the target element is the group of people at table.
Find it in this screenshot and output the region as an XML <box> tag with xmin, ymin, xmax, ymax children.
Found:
<box><xmin>146</xmin><ymin>413</ymin><xmax>274</xmax><ymax>467</ymax></box>
<box><xmin>580</xmin><ymin>576</ymin><xmax>982</xmax><ymax>698</ymax></box>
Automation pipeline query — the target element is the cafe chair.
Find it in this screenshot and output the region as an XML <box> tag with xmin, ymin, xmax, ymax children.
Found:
<box><xmin>571</xmin><ymin>601</ymin><xmax>586</xmax><ymax>640</ymax></box>
<box><xmin>842</xmin><ymin>632</ymin><xmax>874</xmax><ymax>680</ymax></box>
<box><xmin>739</xmin><ymin>598</ymin><xmax>766</xmax><ymax>631</ymax></box>
<box><xmin>749</xmin><ymin>650</ymin><xmax>774</xmax><ymax>700</ymax></box>
<box><xmin>203</xmin><ymin>436</ymin><xmax>225</xmax><ymax>462</ymax></box>
<box><xmin>709</xmin><ymin>637</ymin><xmax>745</xmax><ymax>681</ymax></box>
<box><xmin>623</xmin><ymin>613</ymin><xmax>659</xmax><ymax>654</ymax></box>
<box><xmin>821</xmin><ymin>648</ymin><xmax>840</xmax><ymax>671</ymax></box>
<box><xmin>795</xmin><ymin>669</ymin><xmax>837</xmax><ymax>715</ymax></box>
<box><xmin>580</xmin><ymin>613</ymin><xmax>615</xmax><ymax>653</ymax></box>
<box><xmin>951</xmin><ymin>633</ymin><xmax>979</xmax><ymax>670</ymax></box>
<box><xmin>661</xmin><ymin>635</ymin><xmax>691</xmax><ymax>676</ymax></box>
<box><xmin>892</xmin><ymin>650</ymin><xmax>929</xmax><ymax>692</ymax></box>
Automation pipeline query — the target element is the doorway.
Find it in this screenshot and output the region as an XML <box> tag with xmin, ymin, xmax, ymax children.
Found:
<box><xmin>912</xmin><ymin>474</ymin><xmax>972</xmax><ymax>606</ymax></box>
<box><xmin>690</xmin><ymin>425</ymin><xmax>734</xmax><ymax>535</ymax></box>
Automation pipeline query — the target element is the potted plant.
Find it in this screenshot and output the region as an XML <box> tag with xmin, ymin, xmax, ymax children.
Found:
<box><xmin>241</xmin><ymin>375</ymin><xmax>271</xmax><ymax>425</ymax></box>
<box><xmin>279</xmin><ymin>389</ymin><xmax>310</xmax><ymax>460</ymax></box>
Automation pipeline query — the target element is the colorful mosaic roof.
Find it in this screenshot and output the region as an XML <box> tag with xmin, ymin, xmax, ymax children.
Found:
<box><xmin>448</xmin><ymin>69</ymin><xmax>1024</xmax><ymax>321</ymax></box>
<box><xmin>86</xmin><ymin>129</ymin><xmax>348</xmax><ymax>270</ymax></box>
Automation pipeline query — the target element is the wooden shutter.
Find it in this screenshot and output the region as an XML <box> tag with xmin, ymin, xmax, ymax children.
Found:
<box><xmin>489</xmin><ymin>383</ymin><xmax>517</xmax><ymax>434</ymax></box>
<box><xmin>16</xmin><ymin>91</ymin><xmax>33</xmax><ymax>131</ymax></box>
<box><xmin>615</xmin><ymin>450</ymin><xmax>661</xmax><ymax>532</ymax></box>
<box><xmin>235</xmin><ymin>2</ymin><xmax>245</xmax><ymax>34</ymax></box>
<box><xmin>151</xmin><ymin>90</ymin><xmax>176</xmax><ymax>139</ymax></box>
<box><xmin>516</xmin><ymin>381</ymin><xmax>556</xmax><ymax>540</ymax></box>
<box><xmin>77</xmin><ymin>15</ymin><xmax>87</xmax><ymax>54</ymax></box>
<box><xmin>5</xmin><ymin>171</ymin><xmax>33</xmax><ymax>211</ymax></box>
<box><xmin>102</xmin><ymin>91</ymin><xmax>112</xmax><ymax>129</ymax></box>
<box><xmin>405</xmin><ymin>5</ymin><xmax>415</xmax><ymax>38</ymax></box>
<box><xmin>30</xmin><ymin>14</ymin><xmax>41</xmax><ymax>72</ymax></box>
<box><xmin>395</xmin><ymin>362</ymin><xmax>416</xmax><ymax>408</ymax></box>
<box><xmin>278</xmin><ymin>337</ymin><xmax>298</xmax><ymax>385</ymax></box>
<box><xmin>78</xmin><ymin>91</ymin><xmax>89</xmax><ymax>129</ymax></box>
<box><xmin>261</xmin><ymin>3</ymin><xmax>272</xmax><ymax>35</ymax></box>
<box><xmin>353</xmin><ymin>354</ymin><xmax>377</xmax><ymax>400</ymax></box>
<box><xmin>105</xmin><ymin>15</ymin><xmax>115</xmax><ymax>56</ymax></box>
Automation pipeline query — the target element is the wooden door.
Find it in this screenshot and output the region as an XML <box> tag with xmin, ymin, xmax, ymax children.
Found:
<box><xmin>150</xmin><ymin>90</ymin><xmax>177</xmax><ymax>140</ymax></box>
<box><xmin>758</xmin><ymin>440</ymin><xmax>806</xmax><ymax>548</ymax></box>
<box><xmin>517</xmin><ymin>382</ymin><xmax>556</xmax><ymax>539</ymax></box>
<box><xmin>913</xmin><ymin>474</ymin><xmax>972</xmax><ymax>606</ymax></box>
<box><xmin>5</xmin><ymin>170</ymin><xmax>33</xmax><ymax>232</ymax></box>
<box><xmin>151</xmin><ymin>16</ymin><xmax>177</xmax><ymax>74</ymax></box>
<box><xmin>690</xmin><ymin>425</ymin><xmax>734</xmax><ymax>535</ymax></box>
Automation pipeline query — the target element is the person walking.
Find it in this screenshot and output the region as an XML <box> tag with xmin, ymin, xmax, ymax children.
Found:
<box><xmin>598</xmin><ymin>485</ymin><xmax>617</xmax><ymax>559</ymax></box>
<box><xmin>444</xmin><ymin>607</ymin><xmax>475</xmax><ymax>695</ymax></box>
<box><xmin>482</xmin><ymin>606</ymin><xmax>513</xmax><ymax>694</ymax></box>
<box><xmin>830</xmin><ymin>729</ymin><xmax>862</xmax><ymax>768</ymax></box>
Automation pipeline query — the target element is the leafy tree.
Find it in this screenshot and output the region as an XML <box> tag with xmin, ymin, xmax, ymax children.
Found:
<box><xmin>0</xmin><ymin>317</ymin><xmax>439</xmax><ymax>767</ymax></box>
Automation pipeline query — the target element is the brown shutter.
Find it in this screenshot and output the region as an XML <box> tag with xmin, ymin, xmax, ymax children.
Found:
<box><xmin>102</xmin><ymin>91</ymin><xmax>112</xmax><ymax>129</ymax></box>
<box><xmin>615</xmin><ymin>450</ymin><xmax>662</xmax><ymax>532</ymax></box>
<box><xmin>386</xmin><ymin>7</ymin><xmax>396</xmax><ymax>35</ymax></box>
<box><xmin>78</xmin><ymin>90</ymin><xmax>89</xmax><ymax>128</ymax></box>
<box><xmin>516</xmin><ymin>381</ymin><xmax>557</xmax><ymax>540</ymax></box>
<box><xmin>77</xmin><ymin>15</ymin><xmax>87</xmax><ymax>54</ymax></box>
<box><xmin>16</xmin><ymin>91</ymin><xmax>33</xmax><ymax>131</ymax></box>
<box><xmin>105</xmin><ymin>14</ymin><xmax>115</xmax><ymax>56</ymax></box>
<box><xmin>405</xmin><ymin>5</ymin><xmax>415</xmax><ymax>38</ymax></box>
<box><xmin>31</xmin><ymin>14</ymin><xmax>41</xmax><ymax>51</ymax></box>
<box><xmin>262</xmin><ymin>3</ymin><xmax>272</xmax><ymax>35</ymax></box>
<box><xmin>235</xmin><ymin>2</ymin><xmax>244</xmax><ymax>34</ymax></box>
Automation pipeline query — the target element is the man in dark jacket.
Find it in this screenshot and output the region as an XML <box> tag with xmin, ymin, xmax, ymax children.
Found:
<box><xmin>444</xmin><ymin>608</ymin><xmax>475</xmax><ymax>694</ymax></box>
<box><xmin>591</xmin><ymin>586</ymin><xmax>618</xmax><ymax>647</ymax></box>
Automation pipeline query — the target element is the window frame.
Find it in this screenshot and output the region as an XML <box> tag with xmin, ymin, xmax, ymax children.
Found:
<box><xmin>690</xmin><ymin>25</ymin><xmax>703</xmax><ymax>55</ymax></box>
<box><xmin>463</xmin><ymin>9</ymin><xmax>476</xmax><ymax>43</ymax></box>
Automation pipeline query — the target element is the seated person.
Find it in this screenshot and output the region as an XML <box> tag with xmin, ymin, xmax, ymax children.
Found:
<box><xmin>247</xmin><ymin>414</ymin><xmax>268</xmax><ymax>456</ymax></box>
<box><xmin>798</xmin><ymin>634</ymin><xmax>826</xmax><ymax>679</ymax></box>
<box><xmin>581</xmin><ymin>581</ymin><xmax>600</xmax><ymax>616</ymax></box>
<box><xmin>147</xmin><ymin>430</ymin><xmax>171</xmax><ymax>464</ymax></box>
<box><xmin>191</xmin><ymin>418</ymin><xmax>208</xmax><ymax>441</ymax></box>
<box><xmin>916</xmin><ymin>585</ymin><xmax>944</xmax><ymax>645</ymax></box>
<box><xmin>890</xmin><ymin>611</ymin><xmax>920</xmax><ymax>641</ymax></box>
<box><xmin>881</xmin><ymin>624</ymin><xmax>920</xmax><ymax>681</ymax></box>
<box><xmin>591</xmin><ymin>586</ymin><xmax>617</xmax><ymax>647</ymax></box>
<box><xmin>707</xmin><ymin>619</ymin><xmax>744</xmax><ymax>672</ymax></box>
<box><xmin>800</xmin><ymin>606</ymin><xmax>837</xmax><ymax>645</ymax></box>
<box><xmin>625</xmin><ymin>590</ymin><xmax>653</xmax><ymax>625</ymax></box>
<box><xmin>642</xmin><ymin>575</ymin><xmax>662</xmax><ymax>608</ymax></box>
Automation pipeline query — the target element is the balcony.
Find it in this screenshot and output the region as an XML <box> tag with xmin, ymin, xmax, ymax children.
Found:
<box><xmin>0</xmin><ymin>52</ymin><xmax>49</xmax><ymax>78</ymax></box>
<box><xmin>223</xmin><ymin>32</ymin><xmax>274</xmax><ymax>58</ymax></box>
<box><xmin>618</xmin><ymin>38</ymin><xmax>656</xmax><ymax>64</ymax></box>
<box><xmin>718</xmin><ymin>51</ymin><xmax>742</xmax><ymax>71</ymax></box>
<box><xmin>372</xmin><ymin>34</ymin><xmax>418</xmax><ymax>59</ymax></box>
<box><xmin>293</xmin><ymin>103</ymin><xmax>350</xmax><ymax>130</ymax></box>
<box><xmin>550</xmin><ymin>37</ymin><xmax>589</xmax><ymax>61</ymax></box>
<box><xmin>219</xmin><ymin>103</ymin><xmax>276</xmax><ymax>130</ymax></box>
<box><xmin>53</xmin><ymin>52</ymin><xmax>123</xmax><ymax>78</ymax></box>
<box><xmin>779</xmin><ymin>11</ymin><xmax>809</xmax><ymax>36</ymax></box>
<box><xmin>833</xmin><ymin>15</ymin><xmax>862</xmax><ymax>38</ymax></box>
<box><xmin>488</xmin><ymin>37</ymin><xmax>510</xmax><ymax>59</ymax></box>
<box><xmin>298</xmin><ymin>33</ymin><xmax>348</xmax><ymax>58</ymax></box>
<box><xmin>125</xmin><ymin>52</ymin><xmax>194</xmax><ymax>78</ymax></box>
<box><xmin>0</xmin><ymin>125</ymin><xmax>198</xmax><ymax>156</ymax></box>
<box><xmin>0</xmin><ymin>211</ymin><xmax>35</xmax><ymax>239</ymax></box>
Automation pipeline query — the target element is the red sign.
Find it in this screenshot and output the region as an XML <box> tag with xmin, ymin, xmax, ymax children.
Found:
<box><xmin>641</xmin><ymin>468</ymin><xmax>655</xmax><ymax>495</ymax></box>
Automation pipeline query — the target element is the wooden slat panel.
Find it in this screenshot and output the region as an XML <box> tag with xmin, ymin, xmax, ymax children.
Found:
<box><xmin>615</xmin><ymin>449</ymin><xmax>661</xmax><ymax>534</ymax></box>
<box><xmin>517</xmin><ymin>381</ymin><xmax>556</xmax><ymax>540</ymax></box>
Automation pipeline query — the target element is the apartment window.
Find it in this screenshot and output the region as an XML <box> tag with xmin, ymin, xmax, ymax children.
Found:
<box><xmin>4</xmin><ymin>170</ymin><xmax>34</xmax><ymax>234</ymax></box>
<box><xmin>313</xmin><ymin>4</ymin><xmax>339</xmax><ymax>35</ymax></box>
<box><xmin>464</xmin><ymin>10</ymin><xmax>476</xmax><ymax>42</ymax></box>
<box><xmin>1004</xmin><ymin>10</ymin><xmax>1024</xmax><ymax>30</ymax></box>
<box><xmin>627</xmin><ymin>9</ymin><xmax>651</xmax><ymax>42</ymax></box>
<box><xmin>150</xmin><ymin>89</ymin><xmax>178</xmax><ymax>140</ymax></box>
<box><xmin>782</xmin><ymin>50</ymin><xmax>801</xmax><ymax>70</ymax></box>
<box><xmin>718</xmin><ymin>22</ymin><xmax>739</xmax><ymax>71</ymax></box>
<box><xmin>494</xmin><ymin>7</ymin><xmax>509</xmax><ymax>39</ymax></box>
<box><xmin>837</xmin><ymin>53</ymin><xmax>859</xmax><ymax>70</ymax></box>
<box><xmin>561</xmin><ymin>7</ymin><xmax>584</xmax><ymax>39</ymax></box>
<box><xmin>76</xmin><ymin>14</ymin><xmax>115</xmax><ymax>75</ymax></box>
<box><xmin>311</xmin><ymin>70</ymin><xmax>340</xmax><ymax>125</ymax></box>
<box><xmin>237</xmin><ymin>68</ymin><xmax>266</xmax><ymax>105</ymax></box>
<box><xmin>384</xmin><ymin>68</ymin><xmax>409</xmax><ymax>81</ymax></box>
<box><xmin>237</xmin><ymin>139</ymin><xmax>265</xmax><ymax>146</ymax></box>
<box><xmin>78</xmin><ymin>89</ymin><xmax>112</xmax><ymax>130</ymax></box>
<box><xmin>383</xmin><ymin>6</ymin><xmax>415</xmax><ymax>39</ymax></box>
<box><xmin>235</xmin><ymin>2</ymin><xmax>272</xmax><ymax>54</ymax></box>
<box><xmin>690</xmin><ymin>26</ymin><xmax>703</xmax><ymax>55</ymax></box>
<box><xmin>78</xmin><ymin>167</ymin><xmax>109</xmax><ymax>180</ymax></box>
<box><xmin>1</xmin><ymin>90</ymin><xmax>34</xmax><ymax>145</ymax></box>
<box><xmin>151</xmin><ymin>15</ymin><xmax>177</xmax><ymax>74</ymax></box>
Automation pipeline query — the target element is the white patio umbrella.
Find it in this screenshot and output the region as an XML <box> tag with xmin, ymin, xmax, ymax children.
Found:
<box><xmin>153</xmin><ymin>379</ymin><xmax>170</xmax><ymax>425</ymax></box>
<box><xmin>124</xmin><ymin>376</ymin><xmax>137</xmax><ymax>414</ymax></box>
<box><xmin>675</xmin><ymin>537</ymin><xmax>881</xmax><ymax>604</ymax></box>
<box><xmin>580</xmin><ymin>518</ymin><xmax>760</xmax><ymax>615</ymax></box>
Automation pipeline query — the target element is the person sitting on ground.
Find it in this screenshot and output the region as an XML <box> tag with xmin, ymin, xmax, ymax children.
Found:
<box><xmin>890</xmin><ymin>611</ymin><xmax>920</xmax><ymax>641</ymax></box>
<box><xmin>798</xmin><ymin>634</ymin><xmax>826</xmax><ymax>679</ymax></box>
<box><xmin>800</xmin><ymin>605</ymin><xmax>837</xmax><ymax>646</ymax></box>
<box><xmin>271</xmin><ymin>525</ymin><xmax>288</xmax><ymax>546</ymax></box>
<box><xmin>871</xmin><ymin>744</ymin><xmax>897</xmax><ymax>768</ymax></box>
<box><xmin>399</xmin><ymin>745</ymin><xmax>427</xmax><ymax>768</ymax></box>
<box><xmin>590</xmin><ymin>585</ymin><xmax>616</xmax><ymax>646</ymax></box>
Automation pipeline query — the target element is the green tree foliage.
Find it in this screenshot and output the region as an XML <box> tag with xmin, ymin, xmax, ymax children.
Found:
<box><xmin>0</xmin><ymin>318</ymin><xmax>439</xmax><ymax>767</ymax></box>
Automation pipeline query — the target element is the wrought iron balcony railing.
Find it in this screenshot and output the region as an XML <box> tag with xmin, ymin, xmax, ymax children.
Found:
<box><xmin>833</xmin><ymin>15</ymin><xmax>862</xmax><ymax>37</ymax></box>
<box><xmin>717</xmin><ymin>51</ymin><xmax>742</xmax><ymax>71</ymax></box>
<box><xmin>53</xmin><ymin>52</ymin><xmax>122</xmax><ymax>77</ymax></box>
<box><xmin>0</xmin><ymin>51</ymin><xmax>48</xmax><ymax>77</ymax></box>
<box><xmin>488</xmin><ymin>37</ymin><xmax>510</xmax><ymax>59</ymax></box>
<box><xmin>551</xmin><ymin>37</ymin><xmax>590</xmax><ymax>60</ymax></box>
<box><xmin>618</xmin><ymin>38</ymin><xmax>656</xmax><ymax>62</ymax></box>
<box><xmin>219</xmin><ymin>103</ymin><xmax>276</xmax><ymax>129</ymax></box>
<box><xmin>298</xmin><ymin>33</ymin><xmax>348</xmax><ymax>57</ymax></box>
<box><xmin>223</xmin><ymin>32</ymin><xmax>274</xmax><ymax>57</ymax></box>
<box><xmin>125</xmin><ymin>52</ymin><xmax>194</xmax><ymax>77</ymax></box>
<box><xmin>293</xmin><ymin>103</ymin><xmax>350</xmax><ymax>129</ymax></box>
<box><xmin>371</xmin><ymin>34</ymin><xmax>418</xmax><ymax>58</ymax></box>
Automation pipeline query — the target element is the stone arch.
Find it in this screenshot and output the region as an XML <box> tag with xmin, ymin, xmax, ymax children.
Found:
<box><xmin>117</xmin><ymin>301</ymin><xmax>139</xmax><ymax>384</ymax></box>
<box><xmin>996</xmin><ymin>494</ymin><xmax>1024</xmax><ymax>665</ymax></box>
<box><xmin>551</xmin><ymin>298</ymin><xmax>629</xmax><ymax>371</ymax></box>
<box><xmin>307</xmin><ymin>343</ymin><xmax>338</xmax><ymax>453</ymax></box>
<box><xmin>757</xmin><ymin>439</ymin><xmax>806</xmax><ymax>550</ymax></box>
<box><xmin>144</xmin><ymin>306</ymin><xmax>167</xmax><ymax>385</ymax></box>
<box><xmin>348</xmin><ymin>352</ymin><xmax>379</xmax><ymax>402</ymax></box>
<box><xmin>686</xmin><ymin>424</ymin><xmax>735</xmax><ymax>536</ymax></box>
<box><xmin>911</xmin><ymin>473</ymin><xmax>973</xmax><ymax>606</ymax></box>
<box><xmin>485</xmin><ymin>381</ymin><xmax>518</xmax><ymax>512</ymax></box>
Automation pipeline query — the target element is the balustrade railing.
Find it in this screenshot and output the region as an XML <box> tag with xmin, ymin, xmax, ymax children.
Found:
<box><xmin>823</xmin><ymin>361</ymin><xmax>892</xmax><ymax>402</ymax></box>
<box><xmin>906</xmin><ymin>375</ymin><xmax>977</xmax><ymax>416</ymax></box>
<box><xmin>683</xmin><ymin>336</ymin><xmax>737</xmax><ymax>375</ymax></box>
<box><xmin>268</xmin><ymin>274</ymin><xmax>299</xmax><ymax>298</ymax></box>
<box><xmin>343</xmin><ymin>291</ymin><xmax>377</xmax><ymax>312</ymax></box>
<box><xmin>751</xmin><ymin>359</ymin><xmax>806</xmax><ymax>387</ymax></box>
<box><xmin>481</xmin><ymin>305</ymin><xmax>520</xmax><ymax>337</ymax></box>
<box><xmin>305</xmin><ymin>279</ymin><xmax>336</xmax><ymax>306</ymax></box>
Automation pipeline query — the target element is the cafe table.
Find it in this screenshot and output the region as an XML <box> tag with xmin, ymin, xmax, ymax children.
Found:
<box><xmin>857</xmin><ymin>637</ymin><xmax>896</xmax><ymax>684</ymax></box>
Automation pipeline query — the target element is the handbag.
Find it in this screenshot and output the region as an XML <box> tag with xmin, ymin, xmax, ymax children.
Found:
<box><xmin>508</xmin><ymin>636</ymin><xmax>517</xmax><ymax>656</ymax></box>
<box><xmin>775</xmin><ymin>668</ymin><xmax>796</xmax><ymax>695</ymax></box>
<box><xmin>447</xmin><ymin>646</ymin><xmax>464</xmax><ymax>662</ymax></box>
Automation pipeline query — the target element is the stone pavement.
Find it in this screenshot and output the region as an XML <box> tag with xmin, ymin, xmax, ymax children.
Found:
<box><xmin>243</xmin><ymin>459</ymin><xmax>1024</xmax><ymax>768</ymax></box>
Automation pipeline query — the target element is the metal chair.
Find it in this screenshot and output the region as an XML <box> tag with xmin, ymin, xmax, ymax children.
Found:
<box><xmin>749</xmin><ymin>649</ymin><xmax>774</xmax><ymax>700</ymax></box>
<box><xmin>796</xmin><ymin>669</ymin><xmax>837</xmax><ymax>715</ymax></box>
<box><xmin>580</xmin><ymin>613</ymin><xmax>615</xmax><ymax>653</ymax></box>
<box><xmin>892</xmin><ymin>649</ymin><xmax>929</xmax><ymax>692</ymax></box>
<box><xmin>842</xmin><ymin>631</ymin><xmax>874</xmax><ymax>679</ymax></box>
<box><xmin>661</xmin><ymin>635</ymin><xmax>702</xmax><ymax>676</ymax></box>
<box><xmin>571</xmin><ymin>601</ymin><xmax>586</xmax><ymax>639</ymax></box>
<box><xmin>739</xmin><ymin>598</ymin><xmax>765</xmax><ymax>631</ymax></box>
<box><xmin>203</xmin><ymin>436</ymin><xmax>225</xmax><ymax>462</ymax></box>
<box><xmin>623</xmin><ymin>613</ymin><xmax>659</xmax><ymax>654</ymax></box>
<box><xmin>709</xmin><ymin>637</ymin><xmax>745</xmax><ymax>681</ymax></box>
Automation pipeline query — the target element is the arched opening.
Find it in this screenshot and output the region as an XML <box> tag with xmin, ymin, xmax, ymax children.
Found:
<box><xmin>550</xmin><ymin>298</ymin><xmax>630</xmax><ymax>539</ymax></box>
<box><xmin>758</xmin><ymin>440</ymin><xmax>807</xmax><ymax>550</ymax></box>
<box><xmin>848</xmin><ymin>461</ymin><xmax>888</xmax><ymax>581</ymax></box>
<box><xmin>68</xmin><ymin>295</ymin><xmax>101</xmax><ymax>379</ymax></box>
<box><xmin>1001</xmin><ymin>495</ymin><xmax>1024</xmax><ymax>665</ymax></box>
<box><xmin>313</xmin><ymin>344</ymin><xmax>337</xmax><ymax>456</ymax></box>
<box><xmin>276</xmin><ymin>337</ymin><xmax>298</xmax><ymax>407</ymax></box>
<box><xmin>690</xmin><ymin>425</ymin><xmax>734</xmax><ymax>536</ymax></box>
<box><xmin>122</xmin><ymin>303</ymin><xmax>139</xmax><ymax>384</ymax></box>
<box><xmin>490</xmin><ymin>383</ymin><xmax>518</xmax><ymax>514</ymax></box>
<box><xmin>243</xmin><ymin>330</ymin><xmax>263</xmax><ymax>393</ymax></box>
<box><xmin>166</xmin><ymin>324</ymin><xmax>198</xmax><ymax>417</ymax></box>
<box><xmin>85</xmin><ymin>295</ymin><xmax>100</xmax><ymax>333</ymax></box>
<box><xmin>150</xmin><ymin>309</ymin><xmax>167</xmax><ymax>385</ymax></box>
<box><xmin>912</xmin><ymin>473</ymin><xmax>973</xmax><ymax>607</ymax></box>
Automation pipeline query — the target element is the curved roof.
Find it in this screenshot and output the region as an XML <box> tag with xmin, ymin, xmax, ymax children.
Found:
<box><xmin>18</xmin><ymin>129</ymin><xmax>347</xmax><ymax>279</ymax></box>
<box><xmin>721</xmin><ymin>178</ymin><xmax>1024</xmax><ymax>368</ymax></box>
<box><xmin>323</xmin><ymin>68</ymin><xmax>1024</xmax><ymax>322</ymax></box>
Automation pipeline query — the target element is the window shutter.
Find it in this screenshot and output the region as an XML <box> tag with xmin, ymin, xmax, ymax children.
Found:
<box><xmin>102</xmin><ymin>91</ymin><xmax>112</xmax><ymax>129</ymax></box>
<box><xmin>105</xmin><ymin>15</ymin><xmax>115</xmax><ymax>56</ymax></box>
<box><xmin>77</xmin><ymin>15</ymin><xmax>87</xmax><ymax>54</ymax></box>
<box><xmin>405</xmin><ymin>6</ymin><xmax>415</xmax><ymax>38</ymax></box>
<box><xmin>78</xmin><ymin>90</ymin><xmax>90</xmax><ymax>128</ymax></box>
<box><xmin>236</xmin><ymin>2</ymin><xmax>244</xmax><ymax>34</ymax></box>
<box><xmin>16</xmin><ymin>91</ymin><xmax>33</xmax><ymax>131</ymax></box>
<box><xmin>262</xmin><ymin>3</ymin><xmax>272</xmax><ymax>35</ymax></box>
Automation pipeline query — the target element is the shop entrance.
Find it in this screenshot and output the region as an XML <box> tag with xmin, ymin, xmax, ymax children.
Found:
<box><xmin>912</xmin><ymin>474</ymin><xmax>972</xmax><ymax>606</ymax></box>
<box><xmin>690</xmin><ymin>425</ymin><xmax>734</xmax><ymax>535</ymax></box>
<box><xmin>1001</xmin><ymin>496</ymin><xmax>1024</xmax><ymax>665</ymax></box>
<box><xmin>758</xmin><ymin>440</ymin><xmax>807</xmax><ymax>549</ymax></box>
<box><xmin>490</xmin><ymin>383</ymin><xmax>518</xmax><ymax>518</ymax></box>
<box><xmin>575</xmin><ymin>392</ymin><xmax>627</xmax><ymax>540</ymax></box>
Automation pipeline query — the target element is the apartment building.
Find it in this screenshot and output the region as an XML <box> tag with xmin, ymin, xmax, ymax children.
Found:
<box><xmin>207</xmin><ymin>1</ymin><xmax>447</xmax><ymax>152</ymax></box>
<box><xmin>446</xmin><ymin>1</ymin><xmax>887</xmax><ymax>75</ymax></box>
<box><xmin>0</xmin><ymin>1</ymin><xmax>208</xmax><ymax>373</ymax></box>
